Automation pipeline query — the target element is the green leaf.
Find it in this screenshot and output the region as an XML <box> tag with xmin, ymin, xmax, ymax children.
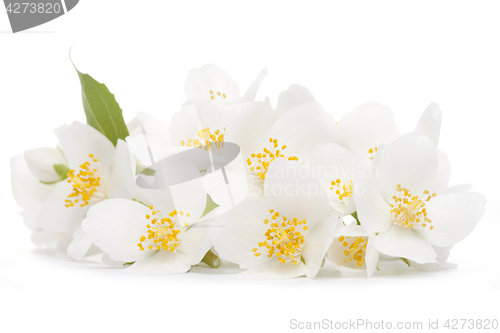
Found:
<box><xmin>54</xmin><ymin>163</ymin><xmax>69</xmax><ymax>179</ymax></box>
<box><xmin>400</xmin><ymin>257</ymin><xmax>411</xmax><ymax>267</ymax></box>
<box><xmin>74</xmin><ymin>66</ymin><xmax>129</xmax><ymax>146</ymax></box>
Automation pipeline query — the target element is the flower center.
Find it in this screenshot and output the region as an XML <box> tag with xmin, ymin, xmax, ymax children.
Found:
<box><xmin>390</xmin><ymin>184</ymin><xmax>436</xmax><ymax>229</ymax></box>
<box><xmin>180</xmin><ymin>127</ymin><xmax>225</xmax><ymax>153</ymax></box>
<box><xmin>368</xmin><ymin>146</ymin><xmax>378</xmax><ymax>160</ymax></box>
<box><xmin>330</xmin><ymin>179</ymin><xmax>353</xmax><ymax>204</ymax></box>
<box><xmin>65</xmin><ymin>154</ymin><xmax>105</xmax><ymax>208</ymax></box>
<box><xmin>137</xmin><ymin>205</ymin><xmax>191</xmax><ymax>252</ymax></box>
<box><xmin>246</xmin><ymin>138</ymin><xmax>298</xmax><ymax>181</ymax></box>
<box><xmin>338</xmin><ymin>235</ymin><xmax>367</xmax><ymax>267</ymax></box>
<box><xmin>209</xmin><ymin>90</ymin><xmax>227</xmax><ymax>100</ymax></box>
<box><xmin>252</xmin><ymin>209</ymin><xmax>308</xmax><ymax>265</ymax></box>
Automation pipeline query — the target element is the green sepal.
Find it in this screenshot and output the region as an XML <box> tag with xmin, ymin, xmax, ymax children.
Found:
<box><xmin>200</xmin><ymin>194</ymin><xmax>219</xmax><ymax>218</ymax></box>
<box><xmin>400</xmin><ymin>257</ymin><xmax>411</xmax><ymax>267</ymax></box>
<box><xmin>39</xmin><ymin>180</ymin><xmax>59</xmax><ymax>185</ymax></box>
<box><xmin>54</xmin><ymin>163</ymin><xmax>69</xmax><ymax>179</ymax></box>
<box><xmin>351</xmin><ymin>211</ymin><xmax>361</xmax><ymax>225</ymax></box>
<box><xmin>135</xmin><ymin>157</ymin><xmax>156</xmax><ymax>176</ymax></box>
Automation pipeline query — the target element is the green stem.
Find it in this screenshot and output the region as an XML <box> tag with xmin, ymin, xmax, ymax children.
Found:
<box><xmin>201</xmin><ymin>249</ymin><xmax>220</xmax><ymax>268</ymax></box>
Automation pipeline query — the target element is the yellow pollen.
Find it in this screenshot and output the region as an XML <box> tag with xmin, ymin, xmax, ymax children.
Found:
<box><xmin>390</xmin><ymin>184</ymin><xmax>436</xmax><ymax>229</ymax></box>
<box><xmin>367</xmin><ymin>146</ymin><xmax>378</xmax><ymax>160</ymax></box>
<box><xmin>65</xmin><ymin>154</ymin><xmax>103</xmax><ymax>208</ymax></box>
<box><xmin>253</xmin><ymin>210</ymin><xmax>308</xmax><ymax>265</ymax></box>
<box><xmin>339</xmin><ymin>236</ymin><xmax>367</xmax><ymax>267</ymax></box>
<box><xmin>330</xmin><ymin>179</ymin><xmax>354</xmax><ymax>202</ymax></box>
<box><xmin>137</xmin><ymin>206</ymin><xmax>189</xmax><ymax>253</ymax></box>
<box><xmin>180</xmin><ymin>127</ymin><xmax>225</xmax><ymax>153</ymax></box>
<box><xmin>247</xmin><ymin>138</ymin><xmax>298</xmax><ymax>181</ymax></box>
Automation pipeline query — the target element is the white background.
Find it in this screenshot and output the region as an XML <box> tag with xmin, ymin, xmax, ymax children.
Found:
<box><xmin>1</xmin><ymin>1</ymin><xmax>499</xmax><ymax>332</ymax></box>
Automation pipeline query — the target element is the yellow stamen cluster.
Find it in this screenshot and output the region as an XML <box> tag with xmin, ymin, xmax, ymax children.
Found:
<box><xmin>209</xmin><ymin>90</ymin><xmax>226</xmax><ymax>100</ymax></box>
<box><xmin>330</xmin><ymin>179</ymin><xmax>353</xmax><ymax>202</ymax></box>
<box><xmin>338</xmin><ymin>235</ymin><xmax>367</xmax><ymax>267</ymax></box>
<box><xmin>180</xmin><ymin>127</ymin><xmax>225</xmax><ymax>152</ymax></box>
<box><xmin>390</xmin><ymin>184</ymin><xmax>436</xmax><ymax>229</ymax></box>
<box><xmin>137</xmin><ymin>206</ymin><xmax>189</xmax><ymax>252</ymax></box>
<box><xmin>368</xmin><ymin>146</ymin><xmax>378</xmax><ymax>160</ymax></box>
<box><xmin>247</xmin><ymin>138</ymin><xmax>298</xmax><ymax>181</ymax></box>
<box><xmin>65</xmin><ymin>154</ymin><xmax>101</xmax><ymax>208</ymax></box>
<box><xmin>253</xmin><ymin>209</ymin><xmax>308</xmax><ymax>265</ymax></box>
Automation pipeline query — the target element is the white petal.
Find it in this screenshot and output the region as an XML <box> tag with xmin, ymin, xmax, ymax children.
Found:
<box><xmin>21</xmin><ymin>205</ymin><xmax>42</xmax><ymax>230</ymax></box>
<box><xmin>102</xmin><ymin>254</ymin><xmax>124</xmax><ymax>266</ymax></box>
<box><xmin>375</xmin><ymin>226</ymin><xmax>437</xmax><ymax>264</ymax></box>
<box><xmin>377</xmin><ymin>133</ymin><xmax>439</xmax><ymax>200</ymax></box>
<box><xmin>82</xmin><ymin>199</ymin><xmax>152</xmax><ymax>263</ymax></box>
<box><xmin>31</xmin><ymin>230</ymin><xmax>62</xmax><ymax>248</ymax></box>
<box><xmin>177</xmin><ymin>222</ymin><xmax>212</xmax><ymax>265</ymax></box>
<box><xmin>274</xmin><ymin>84</ymin><xmax>315</xmax><ymax>122</ymax></box>
<box><xmin>308</xmin><ymin>143</ymin><xmax>358</xmax><ymax>214</ymax></box>
<box><xmin>169</xmin><ymin>103</ymin><xmax>203</xmax><ymax>147</ymax></box>
<box><xmin>184</xmin><ymin>64</ymin><xmax>240</xmax><ymax>103</ymax></box>
<box><xmin>353</xmin><ymin>176</ymin><xmax>393</xmax><ymax>233</ymax></box>
<box><xmin>409</xmin><ymin>245</ymin><xmax>455</xmax><ymax>270</ymax></box>
<box><xmin>409</xmin><ymin>261</ymin><xmax>457</xmax><ymax>271</ymax></box>
<box><xmin>135</xmin><ymin>153</ymin><xmax>208</xmax><ymax>225</ymax></box>
<box><xmin>434</xmin><ymin>245</ymin><xmax>452</xmax><ymax>264</ymax></box>
<box><xmin>128</xmin><ymin>111</ymin><xmax>173</xmax><ymax>147</ymax></box>
<box><xmin>37</xmin><ymin>180</ymin><xmax>88</xmax><ymax>233</ymax></box>
<box><xmin>203</xmin><ymin>166</ymin><xmax>249</xmax><ymax>214</ymax></box>
<box><xmin>365</xmin><ymin>236</ymin><xmax>380</xmax><ymax>278</ymax></box>
<box><xmin>126</xmin><ymin>250</ymin><xmax>192</xmax><ymax>275</ymax></box>
<box><xmin>416</xmin><ymin>191</ymin><xmax>486</xmax><ymax>247</ymax></box>
<box><xmin>66</xmin><ymin>226</ymin><xmax>94</xmax><ymax>260</ymax></box>
<box><xmin>301</xmin><ymin>214</ymin><xmax>339</xmax><ymax>278</ymax></box>
<box><xmin>327</xmin><ymin>223</ymin><xmax>378</xmax><ymax>277</ymax></box>
<box><xmin>266</xmin><ymin>102</ymin><xmax>336</xmax><ymax>159</ymax></box>
<box><xmin>11</xmin><ymin>155</ymin><xmax>56</xmax><ymax>210</ymax></box>
<box><xmin>224</xmin><ymin>99</ymin><xmax>274</xmax><ymax>157</ymax></box>
<box><xmin>56</xmin><ymin>232</ymin><xmax>73</xmax><ymax>257</ymax></box>
<box><xmin>127</xmin><ymin>112</ymin><xmax>173</xmax><ymax>165</ymax></box>
<box><xmin>440</xmin><ymin>184</ymin><xmax>472</xmax><ymax>194</ymax></box>
<box><xmin>24</xmin><ymin>147</ymin><xmax>66</xmax><ymax>182</ymax></box>
<box><xmin>170</xmin><ymin>101</ymin><xmax>229</xmax><ymax>148</ymax></box>
<box><xmin>56</xmin><ymin>122</ymin><xmax>115</xmax><ymax>179</ymax></box>
<box><xmin>264</xmin><ymin>158</ymin><xmax>330</xmax><ymax>230</ymax></box>
<box><xmin>238</xmin><ymin>259</ymin><xmax>307</xmax><ymax>279</ymax></box>
<box><xmin>106</xmin><ymin>140</ymin><xmax>136</xmax><ymax>199</ymax></box>
<box><xmin>342</xmin><ymin>102</ymin><xmax>400</xmax><ymax>157</ymax></box>
<box><xmin>435</xmin><ymin>151</ymin><xmax>451</xmax><ymax>192</ymax></box>
<box><xmin>414</xmin><ymin>103</ymin><xmax>442</xmax><ymax>146</ymax></box>
<box><xmin>240</xmin><ymin>68</ymin><xmax>267</xmax><ymax>103</ymax></box>
<box><xmin>209</xmin><ymin>196</ymin><xmax>271</xmax><ymax>269</ymax></box>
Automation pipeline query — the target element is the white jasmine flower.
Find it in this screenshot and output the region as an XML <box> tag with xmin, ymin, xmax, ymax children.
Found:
<box><xmin>326</xmin><ymin>223</ymin><xmax>379</xmax><ymax>277</ymax></box>
<box><xmin>307</xmin><ymin>143</ymin><xmax>359</xmax><ymax>216</ymax></box>
<box><xmin>11</xmin><ymin>147</ymin><xmax>67</xmax><ymax>248</ymax></box>
<box><xmin>34</xmin><ymin>122</ymin><xmax>137</xmax><ymax>259</ymax></box>
<box><xmin>210</xmin><ymin>158</ymin><xmax>339</xmax><ymax>278</ymax></box>
<box><xmin>354</xmin><ymin>133</ymin><xmax>486</xmax><ymax>263</ymax></box>
<box><xmin>82</xmin><ymin>160</ymin><xmax>210</xmax><ymax>274</ymax></box>
<box><xmin>336</xmin><ymin>102</ymin><xmax>442</xmax><ymax>163</ymax></box>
